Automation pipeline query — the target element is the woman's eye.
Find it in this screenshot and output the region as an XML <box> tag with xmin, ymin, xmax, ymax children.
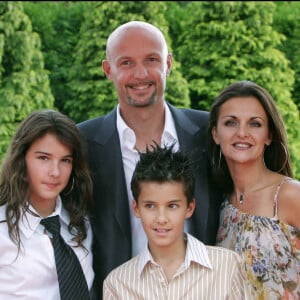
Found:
<box><xmin>224</xmin><ymin>120</ymin><xmax>237</xmax><ymax>127</ymax></box>
<box><xmin>250</xmin><ymin>122</ymin><xmax>261</xmax><ymax>127</ymax></box>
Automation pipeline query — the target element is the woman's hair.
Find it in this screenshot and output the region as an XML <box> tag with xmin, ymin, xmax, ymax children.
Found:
<box><xmin>0</xmin><ymin>109</ymin><xmax>93</xmax><ymax>250</ymax></box>
<box><xmin>207</xmin><ymin>80</ymin><xmax>293</xmax><ymax>194</ymax></box>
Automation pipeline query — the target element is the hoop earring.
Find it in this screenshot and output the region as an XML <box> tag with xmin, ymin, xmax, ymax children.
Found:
<box><xmin>276</xmin><ymin>141</ymin><xmax>288</xmax><ymax>173</ymax></box>
<box><xmin>218</xmin><ymin>148</ymin><xmax>222</xmax><ymax>169</ymax></box>
<box><xmin>265</xmin><ymin>141</ymin><xmax>288</xmax><ymax>173</ymax></box>
<box><xmin>62</xmin><ymin>175</ymin><xmax>75</xmax><ymax>196</ymax></box>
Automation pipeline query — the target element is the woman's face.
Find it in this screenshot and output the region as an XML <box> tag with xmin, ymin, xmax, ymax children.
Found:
<box><xmin>212</xmin><ymin>96</ymin><xmax>271</xmax><ymax>166</ymax></box>
<box><xmin>25</xmin><ymin>133</ymin><xmax>73</xmax><ymax>214</ymax></box>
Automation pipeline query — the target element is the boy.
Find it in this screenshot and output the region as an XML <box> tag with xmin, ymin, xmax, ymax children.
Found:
<box><xmin>103</xmin><ymin>144</ymin><xmax>254</xmax><ymax>299</ymax></box>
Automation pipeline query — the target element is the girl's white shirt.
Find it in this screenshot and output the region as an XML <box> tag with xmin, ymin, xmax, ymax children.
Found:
<box><xmin>0</xmin><ymin>196</ymin><xmax>94</xmax><ymax>300</ymax></box>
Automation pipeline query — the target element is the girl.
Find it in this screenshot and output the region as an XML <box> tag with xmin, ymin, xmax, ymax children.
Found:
<box><xmin>0</xmin><ymin>110</ymin><xmax>94</xmax><ymax>299</ymax></box>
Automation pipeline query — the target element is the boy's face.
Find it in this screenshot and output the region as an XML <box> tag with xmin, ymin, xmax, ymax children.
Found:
<box><xmin>133</xmin><ymin>181</ymin><xmax>195</xmax><ymax>251</ymax></box>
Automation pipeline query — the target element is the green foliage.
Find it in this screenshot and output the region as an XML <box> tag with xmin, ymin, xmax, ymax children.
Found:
<box><xmin>273</xmin><ymin>2</ymin><xmax>300</xmax><ymax>111</ymax></box>
<box><xmin>0</xmin><ymin>1</ymin><xmax>54</xmax><ymax>161</ymax></box>
<box><xmin>24</xmin><ymin>1</ymin><xmax>90</xmax><ymax>115</ymax></box>
<box><xmin>65</xmin><ymin>1</ymin><xmax>190</xmax><ymax>123</ymax></box>
<box><xmin>175</xmin><ymin>1</ymin><xmax>300</xmax><ymax>178</ymax></box>
<box><xmin>2</xmin><ymin>1</ymin><xmax>300</xmax><ymax>177</ymax></box>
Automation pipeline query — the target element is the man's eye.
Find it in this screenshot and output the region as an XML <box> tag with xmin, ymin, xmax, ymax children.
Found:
<box><xmin>121</xmin><ymin>60</ymin><xmax>131</xmax><ymax>65</ymax></box>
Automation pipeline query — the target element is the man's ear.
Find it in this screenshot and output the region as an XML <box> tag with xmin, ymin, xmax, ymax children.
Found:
<box><xmin>132</xmin><ymin>199</ymin><xmax>141</xmax><ymax>218</ymax></box>
<box><xmin>166</xmin><ymin>53</ymin><xmax>172</xmax><ymax>76</ymax></box>
<box><xmin>102</xmin><ymin>60</ymin><xmax>112</xmax><ymax>80</ymax></box>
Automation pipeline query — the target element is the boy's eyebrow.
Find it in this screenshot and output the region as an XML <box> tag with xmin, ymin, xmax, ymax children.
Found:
<box><xmin>141</xmin><ymin>199</ymin><xmax>183</xmax><ymax>203</ymax></box>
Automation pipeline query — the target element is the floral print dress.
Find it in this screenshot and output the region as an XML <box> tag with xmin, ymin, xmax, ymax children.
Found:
<box><xmin>216</xmin><ymin>178</ymin><xmax>300</xmax><ymax>300</ymax></box>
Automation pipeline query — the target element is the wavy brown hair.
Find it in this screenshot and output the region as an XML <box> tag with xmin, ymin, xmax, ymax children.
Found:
<box><xmin>0</xmin><ymin>110</ymin><xmax>93</xmax><ymax>252</ymax></box>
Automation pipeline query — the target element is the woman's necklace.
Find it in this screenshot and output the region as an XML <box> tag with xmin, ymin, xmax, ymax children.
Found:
<box><xmin>239</xmin><ymin>194</ymin><xmax>244</xmax><ymax>204</ymax></box>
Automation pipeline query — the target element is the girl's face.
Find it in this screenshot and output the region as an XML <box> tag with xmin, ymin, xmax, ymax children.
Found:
<box><xmin>25</xmin><ymin>133</ymin><xmax>73</xmax><ymax>214</ymax></box>
<box><xmin>212</xmin><ymin>96</ymin><xmax>271</xmax><ymax>167</ymax></box>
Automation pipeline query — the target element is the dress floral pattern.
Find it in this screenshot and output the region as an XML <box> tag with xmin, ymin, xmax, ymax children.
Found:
<box><xmin>216</xmin><ymin>198</ymin><xmax>300</xmax><ymax>300</ymax></box>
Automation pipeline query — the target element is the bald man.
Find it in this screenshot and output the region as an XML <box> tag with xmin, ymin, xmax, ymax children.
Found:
<box><xmin>78</xmin><ymin>21</ymin><xmax>222</xmax><ymax>299</ymax></box>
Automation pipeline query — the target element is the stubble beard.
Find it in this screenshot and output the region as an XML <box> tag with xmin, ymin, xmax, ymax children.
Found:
<box><xmin>127</xmin><ymin>91</ymin><xmax>157</xmax><ymax>108</ymax></box>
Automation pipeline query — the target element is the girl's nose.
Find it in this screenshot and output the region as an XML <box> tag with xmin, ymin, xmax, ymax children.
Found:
<box><xmin>48</xmin><ymin>162</ymin><xmax>60</xmax><ymax>177</ymax></box>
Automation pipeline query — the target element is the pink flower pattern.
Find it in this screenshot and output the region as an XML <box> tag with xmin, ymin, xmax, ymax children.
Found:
<box><xmin>216</xmin><ymin>201</ymin><xmax>300</xmax><ymax>300</ymax></box>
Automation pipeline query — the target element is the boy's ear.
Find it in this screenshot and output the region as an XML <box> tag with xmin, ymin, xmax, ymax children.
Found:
<box><xmin>186</xmin><ymin>198</ymin><xmax>196</xmax><ymax>219</ymax></box>
<box><xmin>132</xmin><ymin>199</ymin><xmax>141</xmax><ymax>218</ymax></box>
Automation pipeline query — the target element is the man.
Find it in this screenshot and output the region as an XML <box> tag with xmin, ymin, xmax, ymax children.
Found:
<box><xmin>78</xmin><ymin>20</ymin><xmax>222</xmax><ymax>298</ymax></box>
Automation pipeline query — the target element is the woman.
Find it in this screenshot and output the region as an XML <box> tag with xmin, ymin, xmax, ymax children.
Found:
<box><xmin>0</xmin><ymin>110</ymin><xmax>94</xmax><ymax>299</ymax></box>
<box><xmin>208</xmin><ymin>80</ymin><xmax>300</xmax><ymax>299</ymax></box>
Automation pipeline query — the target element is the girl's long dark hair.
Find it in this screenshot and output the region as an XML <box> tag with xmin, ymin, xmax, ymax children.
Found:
<box><xmin>0</xmin><ymin>110</ymin><xmax>93</xmax><ymax>252</ymax></box>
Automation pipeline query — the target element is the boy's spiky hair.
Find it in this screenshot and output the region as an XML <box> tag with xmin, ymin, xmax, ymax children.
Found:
<box><xmin>131</xmin><ymin>142</ymin><xmax>195</xmax><ymax>203</ymax></box>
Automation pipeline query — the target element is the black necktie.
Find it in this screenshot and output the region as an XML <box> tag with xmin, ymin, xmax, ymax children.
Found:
<box><xmin>40</xmin><ymin>215</ymin><xmax>90</xmax><ymax>300</ymax></box>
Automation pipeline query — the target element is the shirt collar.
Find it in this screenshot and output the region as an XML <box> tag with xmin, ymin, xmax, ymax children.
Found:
<box><xmin>19</xmin><ymin>196</ymin><xmax>69</xmax><ymax>239</ymax></box>
<box><xmin>137</xmin><ymin>233</ymin><xmax>212</xmax><ymax>277</ymax></box>
<box><xmin>116</xmin><ymin>103</ymin><xmax>178</xmax><ymax>151</ymax></box>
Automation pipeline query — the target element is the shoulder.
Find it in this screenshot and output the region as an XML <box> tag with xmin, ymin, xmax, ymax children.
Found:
<box><xmin>277</xmin><ymin>178</ymin><xmax>300</xmax><ymax>229</ymax></box>
<box><xmin>0</xmin><ymin>204</ymin><xmax>6</xmax><ymax>221</ymax></box>
<box><xmin>104</xmin><ymin>255</ymin><xmax>140</xmax><ymax>283</ymax></box>
<box><xmin>167</xmin><ymin>103</ymin><xmax>209</xmax><ymax>124</ymax></box>
<box><xmin>206</xmin><ymin>245</ymin><xmax>243</xmax><ymax>267</ymax></box>
<box><xmin>77</xmin><ymin>109</ymin><xmax>116</xmax><ymax>132</ymax></box>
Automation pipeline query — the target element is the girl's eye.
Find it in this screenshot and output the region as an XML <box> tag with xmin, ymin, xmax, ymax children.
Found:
<box><xmin>38</xmin><ymin>155</ymin><xmax>48</xmax><ymax>160</ymax></box>
<box><xmin>62</xmin><ymin>158</ymin><xmax>72</xmax><ymax>164</ymax></box>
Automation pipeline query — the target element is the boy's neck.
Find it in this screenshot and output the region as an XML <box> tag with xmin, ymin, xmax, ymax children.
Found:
<box><xmin>149</xmin><ymin>236</ymin><xmax>187</xmax><ymax>282</ymax></box>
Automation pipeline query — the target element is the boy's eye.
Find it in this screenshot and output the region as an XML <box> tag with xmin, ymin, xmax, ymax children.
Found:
<box><xmin>169</xmin><ymin>203</ymin><xmax>179</xmax><ymax>209</ymax></box>
<box><xmin>145</xmin><ymin>203</ymin><xmax>154</xmax><ymax>209</ymax></box>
